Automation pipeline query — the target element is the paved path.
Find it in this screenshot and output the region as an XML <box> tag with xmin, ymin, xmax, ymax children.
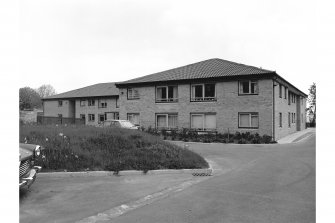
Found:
<box><xmin>277</xmin><ymin>128</ymin><xmax>315</xmax><ymax>144</ymax></box>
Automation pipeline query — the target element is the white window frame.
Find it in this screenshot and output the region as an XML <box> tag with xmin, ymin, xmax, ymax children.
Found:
<box><xmin>238</xmin><ymin>112</ymin><xmax>259</xmax><ymax>128</ymax></box>
<box><xmin>239</xmin><ymin>80</ymin><xmax>259</xmax><ymax>95</ymax></box>
<box><xmin>88</xmin><ymin>99</ymin><xmax>95</xmax><ymax>106</ymax></box>
<box><xmin>98</xmin><ymin>99</ymin><xmax>107</xmax><ymax>108</ymax></box>
<box><xmin>88</xmin><ymin>114</ymin><xmax>95</xmax><ymax>122</ymax></box>
<box><xmin>127</xmin><ymin>88</ymin><xmax>140</xmax><ymax>100</ymax></box>
<box><xmin>80</xmin><ymin>100</ymin><xmax>86</xmax><ymax>106</ymax></box>
<box><xmin>156</xmin><ymin>113</ymin><xmax>178</xmax><ymax>129</ymax></box>
<box><xmin>190</xmin><ymin>113</ymin><xmax>217</xmax><ymax>131</ymax></box>
<box><xmin>98</xmin><ymin>114</ymin><xmax>107</xmax><ymax>123</ymax></box>
<box><xmin>156</xmin><ymin>85</ymin><xmax>178</xmax><ymax>102</ymax></box>
<box><xmin>191</xmin><ymin>83</ymin><xmax>216</xmax><ymax>101</ymax></box>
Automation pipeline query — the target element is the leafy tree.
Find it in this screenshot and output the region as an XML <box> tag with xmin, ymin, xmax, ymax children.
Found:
<box><xmin>36</xmin><ymin>84</ymin><xmax>57</xmax><ymax>98</ymax></box>
<box><xmin>306</xmin><ymin>83</ymin><xmax>316</xmax><ymax>125</ymax></box>
<box><xmin>19</xmin><ymin>87</ymin><xmax>42</xmax><ymax>110</ymax></box>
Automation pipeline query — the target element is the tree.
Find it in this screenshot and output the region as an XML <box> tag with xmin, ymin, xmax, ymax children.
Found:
<box><xmin>306</xmin><ymin>82</ymin><xmax>316</xmax><ymax>125</ymax></box>
<box><xmin>19</xmin><ymin>87</ymin><xmax>42</xmax><ymax>110</ymax></box>
<box><xmin>36</xmin><ymin>84</ymin><xmax>57</xmax><ymax>98</ymax></box>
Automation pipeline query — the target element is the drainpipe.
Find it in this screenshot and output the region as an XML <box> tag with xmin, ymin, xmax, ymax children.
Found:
<box><xmin>272</xmin><ymin>78</ymin><xmax>277</xmax><ymax>141</ymax></box>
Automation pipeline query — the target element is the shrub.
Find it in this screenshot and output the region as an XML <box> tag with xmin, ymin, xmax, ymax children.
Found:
<box><xmin>261</xmin><ymin>134</ymin><xmax>273</xmax><ymax>144</ymax></box>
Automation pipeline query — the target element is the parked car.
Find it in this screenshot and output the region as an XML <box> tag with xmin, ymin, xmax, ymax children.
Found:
<box><xmin>19</xmin><ymin>143</ymin><xmax>43</xmax><ymax>188</ymax></box>
<box><xmin>101</xmin><ymin>119</ymin><xmax>140</xmax><ymax>130</ymax></box>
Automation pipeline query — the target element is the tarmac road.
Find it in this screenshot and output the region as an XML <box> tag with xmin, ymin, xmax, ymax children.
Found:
<box><xmin>20</xmin><ymin>132</ymin><xmax>315</xmax><ymax>223</ymax></box>
<box><xmin>115</xmin><ymin>133</ymin><xmax>315</xmax><ymax>223</ymax></box>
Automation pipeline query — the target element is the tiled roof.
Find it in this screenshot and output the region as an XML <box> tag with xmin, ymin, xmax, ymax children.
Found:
<box><xmin>116</xmin><ymin>58</ymin><xmax>274</xmax><ymax>85</ymax></box>
<box><xmin>43</xmin><ymin>82</ymin><xmax>118</xmax><ymax>100</ymax></box>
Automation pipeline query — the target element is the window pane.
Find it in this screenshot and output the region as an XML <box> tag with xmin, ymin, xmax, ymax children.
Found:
<box><xmin>194</xmin><ymin>85</ymin><xmax>203</xmax><ymax>98</ymax></box>
<box><xmin>204</xmin><ymin>84</ymin><xmax>215</xmax><ymax>97</ymax></box>
<box><xmin>251</xmin><ymin>82</ymin><xmax>258</xmax><ymax>94</ymax></box>
<box><xmin>168</xmin><ymin>115</ymin><xmax>178</xmax><ymax>128</ymax></box>
<box><xmin>239</xmin><ymin>114</ymin><xmax>250</xmax><ymax>127</ymax></box>
<box><xmin>204</xmin><ymin>114</ymin><xmax>216</xmax><ymax>129</ymax></box>
<box><xmin>241</xmin><ymin>81</ymin><xmax>249</xmax><ymax>93</ymax></box>
<box><xmin>168</xmin><ymin>86</ymin><xmax>175</xmax><ymax>99</ymax></box>
<box><xmin>157</xmin><ymin>115</ymin><xmax>166</xmax><ymax>128</ymax></box>
<box><xmin>251</xmin><ymin>115</ymin><xmax>258</xmax><ymax>127</ymax></box>
<box><xmin>191</xmin><ymin>115</ymin><xmax>203</xmax><ymax>129</ymax></box>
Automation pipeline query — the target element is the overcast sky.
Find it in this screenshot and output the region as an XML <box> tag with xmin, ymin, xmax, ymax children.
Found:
<box><xmin>19</xmin><ymin>0</ymin><xmax>326</xmax><ymax>94</ymax></box>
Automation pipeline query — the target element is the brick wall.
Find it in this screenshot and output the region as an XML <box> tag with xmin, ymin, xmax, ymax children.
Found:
<box><xmin>75</xmin><ymin>97</ymin><xmax>119</xmax><ymax>126</ymax></box>
<box><xmin>274</xmin><ymin>83</ymin><xmax>307</xmax><ymax>140</ymax></box>
<box><xmin>118</xmin><ymin>79</ymin><xmax>274</xmax><ymax>136</ymax></box>
<box><xmin>43</xmin><ymin>100</ymin><xmax>72</xmax><ymax>117</ymax></box>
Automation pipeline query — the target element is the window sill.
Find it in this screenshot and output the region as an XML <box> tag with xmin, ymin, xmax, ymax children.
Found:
<box><xmin>156</xmin><ymin>99</ymin><xmax>179</xmax><ymax>103</ymax></box>
<box><xmin>190</xmin><ymin>98</ymin><xmax>217</xmax><ymax>102</ymax></box>
<box><xmin>238</xmin><ymin>93</ymin><xmax>259</xmax><ymax>96</ymax></box>
<box><xmin>238</xmin><ymin>127</ymin><xmax>259</xmax><ymax>129</ymax></box>
<box><xmin>127</xmin><ymin>98</ymin><xmax>140</xmax><ymax>100</ymax></box>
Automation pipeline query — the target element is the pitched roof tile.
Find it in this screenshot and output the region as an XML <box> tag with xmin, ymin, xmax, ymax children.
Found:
<box><xmin>43</xmin><ymin>82</ymin><xmax>118</xmax><ymax>100</ymax></box>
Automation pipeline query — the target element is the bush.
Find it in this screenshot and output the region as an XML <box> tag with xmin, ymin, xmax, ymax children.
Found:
<box><xmin>20</xmin><ymin>124</ymin><xmax>208</xmax><ymax>172</ymax></box>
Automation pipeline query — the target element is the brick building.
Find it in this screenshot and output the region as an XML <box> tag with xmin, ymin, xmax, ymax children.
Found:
<box><xmin>42</xmin><ymin>83</ymin><xmax>119</xmax><ymax>125</ymax></box>
<box><xmin>43</xmin><ymin>58</ymin><xmax>307</xmax><ymax>140</ymax></box>
<box><xmin>115</xmin><ymin>58</ymin><xmax>307</xmax><ymax>140</ymax></box>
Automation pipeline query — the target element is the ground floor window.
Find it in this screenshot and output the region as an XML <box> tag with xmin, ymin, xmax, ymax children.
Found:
<box><xmin>288</xmin><ymin>112</ymin><xmax>291</xmax><ymax>127</ymax></box>
<box><xmin>191</xmin><ymin>113</ymin><xmax>216</xmax><ymax>131</ymax></box>
<box><xmin>238</xmin><ymin>112</ymin><xmax>259</xmax><ymax>128</ymax></box>
<box><xmin>127</xmin><ymin>113</ymin><xmax>140</xmax><ymax>125</ymax></box>
<box><xmin>98</xmin><ymin>114</ymin><xmax>107</xmax><ymax>123</ymax></box>
<box><xmin>80</xmin><ymin>114</ymin><xmax>85</xmax><ymax>120</ymax></box>
<box><xmin>88</xmin><ymin>114</ymin><xmax>95</xmax><ymax>122</ymax></box>
<box><xmin>106</xmin><ymin>112</ymin><xmax>119</xmax><ymax>120</ymax></box>
<box><xmin>279</xmin><ymin>112</ymin><xmax>282</xmax><ymax>127</ymax></box>
<box><xmin>156</xmin><ymin>113</ymin><xmax>178</xmax><ymax>129</ymax></box>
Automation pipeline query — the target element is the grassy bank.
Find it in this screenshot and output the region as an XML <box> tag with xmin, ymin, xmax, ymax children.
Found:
<box><xmin>19</xmin><ymin>124</ymin><xmax>208</xmax><ymax>172</ymax></box>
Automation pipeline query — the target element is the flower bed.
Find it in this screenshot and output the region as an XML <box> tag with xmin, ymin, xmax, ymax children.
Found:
<box><xmin>142</xmin><ymin>127</ymin><xmax>276</xmax><ymax>144</ymax></box>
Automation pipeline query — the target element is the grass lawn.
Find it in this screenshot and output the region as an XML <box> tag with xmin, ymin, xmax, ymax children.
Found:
<box><xmin>20</xmin><ymin>124</ymin><xmax>208</xmax><ymax>172</ymax></box>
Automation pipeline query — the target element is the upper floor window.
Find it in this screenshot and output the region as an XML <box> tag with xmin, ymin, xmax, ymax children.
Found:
<box><xmin>127</xmin><ymin>88</ymin><xmax>139</xmax><ymax>100</ymax></box>
<box><xmin>80</xmin><ymin>100</ymin><xmax>86</xmax><ymax>106</ymax></box>
<box><xmin>127</xmin><ymin>113</ymin><xmax>140</xmax><ymax>126</ymax></box>
<box><xmin>191</xmin><ymin>83</ymin><xmax>216</xmax><ymax>102</ymax></box>
<box><xmin>288</xmin><ymin>92</ymin><xmax>291</xmax><ymax>105</ymax></box>
<box><xmin>284</xmin><ymin>87</ymin><xmax>288</xmax><ymax>99</ymax></box>
<box><xmin>58</xmin><ymin>100</ymin><xmax>63</xmax><ymax>107</ymax></box>
<box><xmin>191</xmin><ymin>113</ymin><xmax>216</xmax><ymax>131</ymax></box>
<box><xmin>239</xmin><ymin>80</ymin><xmax>259</xmax><ymax>95</ymax></box>
<box><xmin>98</xmin><ymin>99</ymin><xmax>107</xmax><ymax>108</ymax></box>
<box><xmin>156</xmin><ymin>86</ymin><xmax>178</xmax><ymax>103</ymax></box>
<box><xmin>88</xmin><ymin>99</ymin><xmax>95</xmax><ymax>106</ymax></box>
<box><xmin>156</xmin><ymin>113</ymin><xmax>178</xmax><ymax>129</ymax></box>
<box><xmin>238</xmin><ymin>112</ymin><xmax>259</xmax><ymax>128</ymax></box>
<box><xmin>116</xmin><ymin>98</ymin><xmax>119</xmax><ymax>108</ymax></box>
<box><xmin>279</xmin><ymin>84</ymin><xmax>282</xmax><ymax>98</ymax></box>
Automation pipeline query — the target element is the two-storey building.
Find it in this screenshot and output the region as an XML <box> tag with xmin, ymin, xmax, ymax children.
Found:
<box><xmin>42</xmin><ymin>83</ymin><xmax>120</xmax><ymax>125</ymax></box>
<box><xmin>115</xmin><ymin>58</ymin><xmax>307</xmax><ymax>140</ymax></box>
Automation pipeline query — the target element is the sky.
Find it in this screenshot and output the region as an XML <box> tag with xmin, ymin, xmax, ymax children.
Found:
<box><xmin>18</xmin><ymin>0</ymin><xmax>327</xmax><ymax>95</ymax></box>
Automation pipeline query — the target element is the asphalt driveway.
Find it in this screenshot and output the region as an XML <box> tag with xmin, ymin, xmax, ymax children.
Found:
<box><xmin>20</xmin><ymin>132</ymin><xmax>315</xmax><ymax>223</ymax></box>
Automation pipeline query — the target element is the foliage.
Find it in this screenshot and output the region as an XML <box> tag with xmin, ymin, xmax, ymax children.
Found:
<box><xmin>306</xmin><ymin>82</ymin><xmax>316</xmax><ymax>125</ymax></box>
<box><xmin>36</xmin><ymin>84</ymin><xmax>57</xmax><ymax>98</ymax></box>
<box><xmin>20</xmin><ymin>124</ymin><xmax>208</xmax><ymax>172</ymax></box>
<box><xmin>19</xmin><ymin>87</ymin><xmax>42</xmax><ymax>110</ymax></box>
<box><xmin>143</xmin><ymin>127</ymin><xmax>276</xmax><ymax>144</ymax></box>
